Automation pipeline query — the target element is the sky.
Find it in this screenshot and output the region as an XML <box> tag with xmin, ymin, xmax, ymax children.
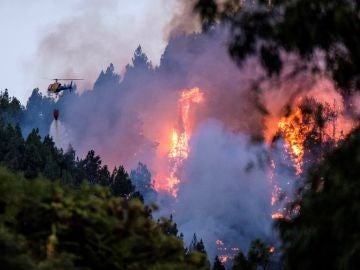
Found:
<box><xmin>0</xmin><ymin>0</ymin><xmax>181</xmax><ymax>104</ymax></box>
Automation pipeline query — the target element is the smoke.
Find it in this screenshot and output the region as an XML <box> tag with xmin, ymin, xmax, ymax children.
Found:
<box><xmin>172</xmin><ymin>120</ymin><xmax>273</xmax><ymax>258</ymax></box>
<box><xmin>49</xmin><ymin>120</ymin><xmax>72</xmax><ymax>152</ymax></box>
<box><xmin>36</xmin><ymin>0</ymin><xmax>178</xmax><ymax>92</ymax></box>
<box><xmin>37</xmin><ymin>21</ymin><xmax>356</xmax><ymax>262</ymax></box>
<box><xmin>164</xmin><ymin>0</ymin><xmax>201</xmax><ymax>38</ymax></box>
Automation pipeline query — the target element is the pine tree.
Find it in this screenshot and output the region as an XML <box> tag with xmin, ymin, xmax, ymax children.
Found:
<box><xmin>93</xmin><ymin>63</ymin><xmax>120</xmax><ymax>90</ymax></box>
<box><xmin>23</xmin><ymin>128</ymin><xmax>44</xmax><ymax>178</ymax></box>
<box><xmin>130</xmin><ymin>162</ymin><xmax>157</xmax><ymax>202</ymax></box>
<box><xmin>98</xmin><ymin>165</ymin><xmax>111</xmax><ymax>187</ymax></box>
<box><xmin>188</xmin><ymin>233</ymin><xmax>207</xmax><ymax>255</ymax></box>
<box><xmin>247</xmin><ymin>239</ymin><xmax>270</xmax><ymax>270</ymax></box>
<box><xmin>3</xmin><ymin>124</ymin><xmax>24</xmax><ymax>170</ymax></box>
<box><xmin>232</xmin><ymin>251</ymin><xmax>251</xmax><ymax>270</ymax></box>
<box><xmin>79</xmin><ymin>150</ymin><xmax>102</xmax><ymax>185</ymax></box>
<box><xmin>23</xmin><ymin>88</ymin><xmax>55</xmax><ymax>137</ymax></box>
<box><xmin>42</xmin><ymin>135</ymin><xmax>61</xmax><ymax>180</ymax></box>
<box><xmin>110</xmin><ymin>166</ymin><xmax>135</xmax><ymax>198</ymax></box>
<box><xmin>132</xmin><ymin>45</ymin><xmax>152</xmax><ymax>70</ymax></box>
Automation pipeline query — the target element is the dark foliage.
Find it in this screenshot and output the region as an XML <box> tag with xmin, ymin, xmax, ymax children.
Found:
<box><xmin>23</xmin><ymin>88</ymin><xmax>56</xmax><ymax>137</ymax></box>
<box><xmin>212</xmin><ymin>256</ymin><xmax>225</xmax><ymax>270</ymax></box>
<box><xmin>232</xmin><ymin>239</ymin><xmax>272</xmax><ymax>270</ymax></box>
<box><xmin>0</xmin><ymin>93</ymin><xmax>138</xmax><ymax>199</ymax></box>
<box><xmin>0</xmin><ymin>167</ymin><xmax>210</xmax><ymax>270</ymax></box>
<box><xmin>195</xmin><ymin>0</ymin><xmax>360</xmax><ymax>94</ymax></box>
<box><xmin>276</xmin><ymin>127</ymin><xmax>360</xmax><ymax>270</ymax></box>
<box><xmin>130</xmin><ymin>162</ymin><xmax>157</xmax><ymax>203</ymax></box>
<box><xmin>0</xmin><ymin>89</ymin><xmax>23</xmax><ymax>125</ymax></box>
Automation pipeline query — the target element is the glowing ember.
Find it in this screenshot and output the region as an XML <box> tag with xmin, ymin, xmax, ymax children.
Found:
<box><xmin>268</xmin><ymin>159</ymin><xmax>280</xmax><ymax>207</ymax></box>
<box><xmin>271</xmin><ymin>212</ymin><xmax>285</xmax><ymax>220</ymax></box>
<box><xmin>219</xmin><ymin>255</ymin><xmax>230</xmax><ymax>264</ymax></box>
<box><xmin>216</xmin><ymin>239</ymin><xmax>239</xmax><ymax>264</ymax></box>
<box><xmin>271</xmin><ymin>184</ymin><xmax>282</xmax><ymax>206</ymax></box>
<box><xmin>163</xmin><ymin>87</ymin><xmax>204</xmax><ymax>196</ymax></box>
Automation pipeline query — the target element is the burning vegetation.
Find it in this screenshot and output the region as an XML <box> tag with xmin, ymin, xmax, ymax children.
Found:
<box><xmin>275</xmin><ymin>97</ymin><xmax>353</xmax><ymax>174</ymax></box>
<box><xmin>268</xmin><ymin>96</ymin><xmax>355</xmax><ymax>221</ymax></box>
<box><xmin>1</xmin><ymin>0</ymin><xmax>360</xmax><ymax>269</ymax></box>
<box><xmin>159</xmin><ymin>87</ymin><xmax>204</xmax><ymax>196</ymax></box>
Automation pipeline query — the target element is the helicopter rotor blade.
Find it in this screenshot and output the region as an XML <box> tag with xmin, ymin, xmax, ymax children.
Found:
<box><xmin>52</xmin><ymin>78</ymin><xmax>84</xmax><ymax>81</ymax></box>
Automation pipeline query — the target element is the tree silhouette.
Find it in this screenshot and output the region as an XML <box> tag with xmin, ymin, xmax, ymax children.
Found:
<box><xmin>232</xmin><ymin>239</ymin><xmax>272</xmax><ymax>270</ymax></box>
<box><xmin>111</xmin><ymin>166</ymin><xmax>135</xmax><ymax>198</ymax></box>
<box><xmin>195</xmin><ymin>0</ymin><xmax>360</xmax><ymax>94</ymax></box>
<box><xmin>0</xmin><ymin>167</ymin><xmax>210</xmax><ymax>270</ymax></box>
<box><xmin>212</xmin><ymin>256</ymin><xmax>225</xmax><ymax>270</ymax></box>
<box><xmin>78</xmin><ymin>150</ymin><xmax>102</xmax><ymax>185</ymax></box>
<box><xmin>276</xmin><ymin>127</ymin><xmax>360</xmax><ymax>269</ymax></box>
<box><xmin>23</xmin><ymin>88</ymin><xmax>55</xmax><ymax>137</ymax></box>
<box><xmin>23</xmin><ymin>128</ymin><xmax>44</xmax><ymax>178</ymax></box>
<box><xmin>130</xmin><ymin>162</ymin><xmax>157</xmax><ymax>203</ymax></box>
<box><xmin>94</xmin><ymin>63</ymin><xmax>120</xmax><ymax>91</ymax></box>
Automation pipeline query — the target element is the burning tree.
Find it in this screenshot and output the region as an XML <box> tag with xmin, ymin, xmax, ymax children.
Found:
<box><xmin>269</xmin><ymin>97</ymin><xmax>351</xmax><ymax>224</ymax></box>
<box><xmin>276</xmin><ymin>97</ymin><xmax>343</xmax><ymax>175</ymax></box>
<box><xmin>275</xmin><ymin>127</ymin><xmax>360</xmax><ymax>269</ymax></box>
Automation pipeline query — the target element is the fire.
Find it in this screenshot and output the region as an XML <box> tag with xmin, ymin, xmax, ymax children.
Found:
<box><xmin>219</xmin><ymin>255</ymin><xmax>230</xmax><ymax>264</ymax></box>
<box><xmin>216</xmin><ymin>239</ymin><xmax>240</xmax><ymax>264</ymax></box>
<box><xmin>276</xmin><ymin>98</ymin><xmax>353</xmax><ymax>175</ymax></box>
<box><xmin>157</xmin><ymin>87</ymin><xmax>204</xmax><ymax>196</ymax></box>
<box><xmin>169</xmin><ymin>130</ymin><xmax>189</xmax><ymax>159</ymax></box>
<box><xmin>271</xmin><ymin>212</ymin><xmax>284</xmax><ymax>219</ymax></box>
<box><xmin>269</xmin><ymin>97</ymin><xmax>355</xmax><ymax>219</ymax></box>
<box><xmin>277</xmin><ymin>107</ymin><xmax>311</xmax><ymax>174</ymax></box>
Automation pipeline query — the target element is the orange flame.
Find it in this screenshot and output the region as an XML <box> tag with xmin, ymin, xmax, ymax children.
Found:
<box><xmin>278</xmin><ymin>107</ymin><xmax>311</xmax><ymax>175</ymax></box>
<box><xmin>157</xmin><ymin>87</ymin><xmax>204</xmax><ymax>196</ymax></box>
<box><xmin>271</xmin><ymin>212</ymin><xmax>285</xmax><ymax>219</ymax></box>
<box><xmin>269</xmin><ymin>98</ymin><xmax>355</xmax><ymax>219</ymax></box>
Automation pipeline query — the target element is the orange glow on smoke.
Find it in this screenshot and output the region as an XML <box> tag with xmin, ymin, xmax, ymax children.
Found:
<box><xmin>155</xmin><ymin>87</ymin><xmax>204</xmax><ymax>196</ymax></box>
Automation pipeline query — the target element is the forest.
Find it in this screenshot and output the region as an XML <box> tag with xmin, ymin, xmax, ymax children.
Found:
<box><xmin>1</xmin><ymin>0</ymin><xmax>360</xmax><ymax>269</ymax></box>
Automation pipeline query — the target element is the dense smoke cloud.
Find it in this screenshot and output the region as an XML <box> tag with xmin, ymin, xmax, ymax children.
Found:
<box><xmin>172</xmin><ymin>120</ymin><xmax>273</xmax><ymax>258</ymax></box>
<box><xmin>164</xmin><ymin>0</ymin><xmax>201</xmax><ymax>37</ymax></box>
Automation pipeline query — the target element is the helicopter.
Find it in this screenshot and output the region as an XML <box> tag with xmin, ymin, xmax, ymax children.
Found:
<box><xmin>47</xmin><ymin>78</ymin><xmax>83</xmax><ymax>95</ymax></box>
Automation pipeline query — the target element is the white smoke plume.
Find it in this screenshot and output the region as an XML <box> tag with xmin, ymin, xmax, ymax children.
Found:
<box><xmin>172</xmin><ymin>120</ymin><xmax>273</xmax><ymax>258</ymax></box>
<box><xmin>35</xmin><ymin>0</ymin><xmax>179</xmax><ymax>92</ymax></box>
<box><xmin>49</xmin><ymin>120</ymin><xmax>72</xmax><ymax>152</ymax></box>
